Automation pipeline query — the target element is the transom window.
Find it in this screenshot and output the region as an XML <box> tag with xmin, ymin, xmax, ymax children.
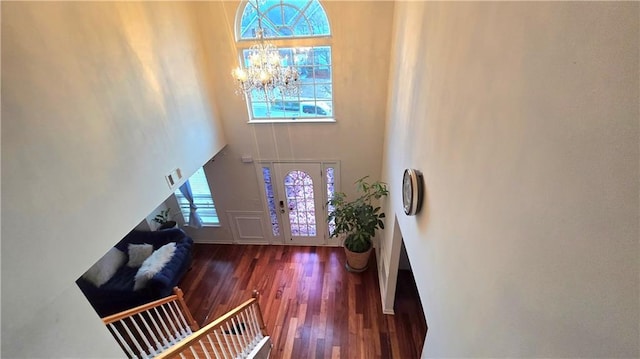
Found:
<box><xmin>238</xmin><ymin>0</ymin><xmax>330</xmax><ymax>39</ymax></box>
<box><xmin>237</xmin><ymin>0</ymin><xmax>333</xmax><ymax>123</ymax></box>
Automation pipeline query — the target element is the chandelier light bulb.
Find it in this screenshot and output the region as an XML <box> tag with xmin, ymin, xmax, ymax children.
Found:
<box><xmin>269</xmin><ymin>53</ymin><xmax>281</xmax><ymax>66</ymax></box>
<box><xmin>233</xmin><ymin>67</ymin><xmax>248</xmax><ymax>82</ymax></box>
<box><xmin>259</xmin><ymin>70</ymin><xmax>271</xmax><ymax>83</ymax></box>
<box><xmin>231</xmin><ymin>18</ymin><xmax>299</xmax><ymax>101</ymax></box>
<box><xmin>250</xmin><ymin>53</ymin><xmax>260</xmax><ymax>67</ymax></box>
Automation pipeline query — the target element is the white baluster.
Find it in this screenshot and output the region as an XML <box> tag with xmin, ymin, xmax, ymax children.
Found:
<box><xmin>248</xmin><ymin>305</ymin><xmax>264</xmax><ymax>341</ymax></box>
<box><xmin>154</xmin><ymin>307</ymin><xmax>176</xmax><ymax>346</ymax></box>
<box><xmin>189</xmin><ymin>344</ymin><xmax>200</xmax><ymax>359</ymax></box>
<box><xmin>242</xmin><ymin>310</ymin><xmax>255</xmax><ymax>353</ymax></box>
<box><xmin>232</xmin><ymin>316</ymin><xmax>249</xmax><ymax>356</ymax></box>
<box><xmin>121</xmin><ymin>317</ymin><xmax>148</xmax><ymax>359</ymax></box>
<box><xmin>167</xmin><ymin>301</ymin><xmax>188</xmax><ymax>338</ymax></box>
<box><xmin>249</xmin><ymin>309</ymin><xmax>261</xmax><ymax>346</ymax></box>
<box><xmin>170</xmin><ymin>301</ymin><xmax>192</xmax><ymax>335</ymax></box>
<box><xmin>240</xmin><ymin>310</ymin><xmax>257</xmax><ymax>348</ymax></box>
<box><xmin>216</xmin><ymin>328</ymin><xmax>234</xmax><ymax>359</ymax></box>
<box><xmin>206</xmin><ymin>333</ymin><xmax>222</xmax><ymax>359</ymax></box>
<box><xmin>136</xmin><ymin>313</ymin><xmax>161</xmax><ymax>356</ymax></box>
<box><xmin>108</xmin><ymin>322</ymin><xmax>138</xmax><ymax>359</ymax></box>
<box><xmin>149</xmin><ymin>308</ymin><xmax>171</xmax><ymax>349</ymax></box>
<box><xmin>225</xmin><ymin>321</ymin><xmax>242</xmax><ymax>357</ymax></box>
<box><xmin>197</xmin><ymin>338</ymin><xmax>212</xmax><ymax>359</ymax></box>
<box><xmin>160</xmin><ymin>304</ymin><xmax>181</xmax><ymax>343</ymax></box>
<box><xmin>128</xmin><ymin>316</ymin><xmax>155</xmax><ymax>358</ymax></box>
<box><xmin>249</xmin><ymin>306</ymin><xmax>262</xmax><ymax>344</ymax></box>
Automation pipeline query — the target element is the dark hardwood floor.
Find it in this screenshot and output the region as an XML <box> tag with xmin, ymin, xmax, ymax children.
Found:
<box><xmin>179</xmin><ymin>244</ymin><xmax>427</xmax><ymax>359</ymax></box>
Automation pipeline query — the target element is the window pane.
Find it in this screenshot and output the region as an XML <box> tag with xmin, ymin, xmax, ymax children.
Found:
<box><xmin>315</xmin><ymin>84</ymin><xmax>332</xmax><ymax>100</ymax></box>
<box><xmin>284</xmin><ymin>170</ymin><xmax>316</xmax><ymax>237</ymax></box>
<box><xmin>174</xmin><ymin>167</ymin><xmax>219</xmax><ymax>225</ymax></box>
<box><xmin>311</xmin><ymin>47</ymin><xmax>331</xmax><ymax>65</ymax></box>
<box><xmin>240</xmin><ymin>45</ymin><xmax>333</xmax><ymax>121</ymax></box>
<box><xmin>326</xmin><ymin>167</ymin><xmax>335</xmax><ymax>235</ymax></box>
<box><xmin>314</xmin><ymin>68</ymin><xmax>331</xmax><ymax>83</ymax></box>
<box><xmin>262</xmin><ymin>167</ymin><xmax>280</xmax><ymax>236</ymax></box>
<box><xmin>239</xmin><ymin>0</ymin><xmax>330</xmax><ymax>40</ymax></box>
<box><xmin>298</xmin><ymin>84</ymin><xmax>316</xmax><ymax>99</ymax></box>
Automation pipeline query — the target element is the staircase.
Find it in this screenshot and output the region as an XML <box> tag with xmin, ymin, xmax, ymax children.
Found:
<box><xmin>102</xmin><ymin>287</ymin><xmax>271</xmax><ymax>359</ymax></box>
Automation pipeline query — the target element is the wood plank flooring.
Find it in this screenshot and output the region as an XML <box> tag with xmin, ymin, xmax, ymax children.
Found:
<box><xmin>179</xmin><ymin>244</ymin><xmax>427</xmax><ymax>359</ymax></box>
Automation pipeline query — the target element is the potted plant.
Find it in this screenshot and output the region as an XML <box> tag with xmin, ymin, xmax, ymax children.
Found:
<box><xmin>153</xmin><ymin>208</ymin><xmax>177</xmax><ymax>230</ymax></box>
<box><xmin>327</xmin><ymin>176</ymin><xmax>389</xmax><ymax>272</ymax></box>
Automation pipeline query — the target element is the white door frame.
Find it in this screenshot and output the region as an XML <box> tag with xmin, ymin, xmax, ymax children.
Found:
<box><xmin>254</xmin><ymin>160</ymin><xmax>341</xmax><ymax>246</ymax></box>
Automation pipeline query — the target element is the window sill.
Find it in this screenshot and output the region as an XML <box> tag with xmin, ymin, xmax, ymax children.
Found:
<box><xmin>248</xmin><ymin>118</ymin><xmax>336</xmax><ymax>124</ymax></box>
<box><xmin>181</xmin><ymin>223</ymin><xmax>221</xmax><ymax>228</ymax></box>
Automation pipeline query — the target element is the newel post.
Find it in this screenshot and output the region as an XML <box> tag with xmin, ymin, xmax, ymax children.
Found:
<box><xmin>174</xmin><ymin>287</ymin><xmax>199</xmax><ymax>331</ymax></box>
<box><xmin>252</xmin><ymin>290</ymin><xmax>268</xmax><ymax>336</ymax></box>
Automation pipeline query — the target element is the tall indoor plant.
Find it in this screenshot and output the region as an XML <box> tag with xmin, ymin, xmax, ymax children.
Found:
<box><xmin>327</xmin><ymin>176</ymin><xmax>389</xmax><ymax>272</ymax></box>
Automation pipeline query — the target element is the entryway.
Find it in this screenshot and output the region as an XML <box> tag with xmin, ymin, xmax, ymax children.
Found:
<box><xmin>258</xmin><ymin>161</ymin><xmax>340</xmax><ymax>246</ymax></box>
<box><xmin>273</xmin><ymin>162</ymin><xmax>326</xmax><ymax>245</ymax></box>
<box><xmin>394</xmin><ymin>238</ymin><xmax>428</xmax><ymax>355</ymax></box>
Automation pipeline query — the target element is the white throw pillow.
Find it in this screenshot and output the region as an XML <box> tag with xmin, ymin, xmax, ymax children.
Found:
<box><xmin>133</xmin><ymin>242</ymin><xmax>177</xmax><ymax>291</ymax></box>
<box><xmin>127</xmin><ymin>244</ymin><xmax>154</xmax><ymax>268</ymax></box>
<box><xmin>82</xmin><ymin>247</ymin><xmax>126</xmax><ymax>287</ymax></box>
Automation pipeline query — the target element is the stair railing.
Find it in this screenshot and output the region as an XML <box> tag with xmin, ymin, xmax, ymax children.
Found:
<box><xmin>102</xmin><ymin>287</ymin><xmax>199</xmax><ymax>359</ymax></box>
<box><xmin>155</xmin><ymin>291</ymin><xmax>271</xmax><ymax>359</ymax></box>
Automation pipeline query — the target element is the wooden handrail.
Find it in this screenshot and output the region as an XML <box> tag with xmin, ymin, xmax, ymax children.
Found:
<box><xmin>156</xmin><ymin>292</ymin><xmax>266</xmax><ymax>359</ymax></box>
<box><xmin>102</xmin><ymin>287</ymin><xmax>199</xmax><ymax>331</ymax></box>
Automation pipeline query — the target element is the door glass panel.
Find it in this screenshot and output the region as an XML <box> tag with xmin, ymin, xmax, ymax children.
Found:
<box><xmin>262</xmin><ymin>167</ymin><xmax>279</xmax><ymax>236</ymax></box>
<box><xmin>326</xmin><ymin>167</ymin><xmax>336</xmax><ymax>235</ymax></box>
<box><xmin>284</xmin><ymin>170</ymin><xmax>316</xmax><ymax>237</ymax></box>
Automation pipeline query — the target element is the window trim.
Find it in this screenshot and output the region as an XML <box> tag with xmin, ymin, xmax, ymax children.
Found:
<box><xmin>247</xmin><ymin>118</ymin><xmax>336</xmax><ymax>124</ymax></box>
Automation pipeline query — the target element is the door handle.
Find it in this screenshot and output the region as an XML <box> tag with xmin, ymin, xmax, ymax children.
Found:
<box><xmin>279</xmin><ymin>200</ymin><xmax>285</xmax><ymax>214</ymax></box>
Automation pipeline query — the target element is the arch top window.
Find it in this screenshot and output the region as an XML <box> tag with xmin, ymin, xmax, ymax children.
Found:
<box><xmin>237</xmin><ymin>0</ymin><xmax>331</xmax><ymax>40</ymax></box>
<box><xmin>235</xmin><ymin>0</ymin><xmax>334</xmax><ymax>123</ymax></box>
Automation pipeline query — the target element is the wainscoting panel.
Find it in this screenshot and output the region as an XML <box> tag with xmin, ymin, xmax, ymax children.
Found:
<box><xmin>226</xmin><ymin>211</ymin><xmax>269</xmax><ymax>244</ymax></box>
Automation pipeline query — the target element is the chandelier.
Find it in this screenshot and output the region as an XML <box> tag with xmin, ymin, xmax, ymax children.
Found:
<box><xmin>231</xmin><ymin>26</ymin><xmax>300</xmax><ymax>102</ymax></box>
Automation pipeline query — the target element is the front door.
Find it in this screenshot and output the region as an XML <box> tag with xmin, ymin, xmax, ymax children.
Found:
<box><xmin>273</xmin><ymin>163</ymin><xmax>325</xmax><ymax>245</ymax></box>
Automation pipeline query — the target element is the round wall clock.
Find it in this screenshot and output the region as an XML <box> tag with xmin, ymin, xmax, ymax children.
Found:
<box><xmin>402</xmin><ymin>168</ymin><xmax>424</xmax><ymax>216</ymax></box>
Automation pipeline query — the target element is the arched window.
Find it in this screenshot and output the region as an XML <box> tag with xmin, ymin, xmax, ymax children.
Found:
<box><xmin>236</xmin><ymin>0</ymin><xmax>333</xmax><ymax>122</ymax></box>
<box><xmin>284</xmin><ymin>170</ymin><xmax>316</xmax><ymax>236</ymax></box>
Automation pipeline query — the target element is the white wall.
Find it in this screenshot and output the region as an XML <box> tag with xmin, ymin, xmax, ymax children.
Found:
<box><xmin>381</xmin><ymin>2</ymin><xmax>639</xmax><ymax>357</ymax></box>
<box><xmin>2</xmin><ymin>2</ymin><xmax>226</xmax><ymax>357</ymax></box>
<box><xmin>184</xmin><ymin>1</ymin><xmax>394</xmax><ymax>244</ymax></box>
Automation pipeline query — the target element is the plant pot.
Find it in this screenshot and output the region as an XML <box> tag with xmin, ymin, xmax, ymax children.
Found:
<box><xmin>158</xmin><ymin>221</ymin><xmax>177</xmax><ymax>230</ymax></box>
<box><xmin>344</xmin><ymin>246</ymin><xmax>373</xmax><ymax>273</ymax></box>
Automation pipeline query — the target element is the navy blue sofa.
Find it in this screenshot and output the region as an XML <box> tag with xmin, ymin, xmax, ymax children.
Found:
<box><xmin>77</xmin><ymin>228</ymin><xmax>193</xmax><ymax>317</ymax></box>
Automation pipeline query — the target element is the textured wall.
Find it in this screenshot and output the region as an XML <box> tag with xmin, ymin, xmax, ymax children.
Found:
<box><xmin>381</xmin><ymin>2</ymin><xmax>639</xmax><ymax>357</ymax></box>
<box><xmin>2</xmin><ymin>2</ymin><xmax>225</xmax><ymax>357</ymax></box>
